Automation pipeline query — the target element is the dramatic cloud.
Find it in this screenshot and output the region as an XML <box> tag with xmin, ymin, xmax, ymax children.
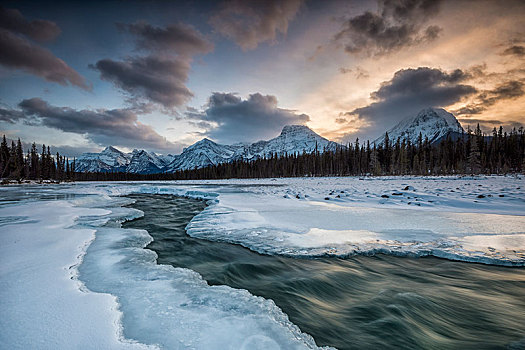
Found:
<box><xmin>0</xmin><ymin>8</ymin><xmax>89</xmax><ymax>90</ymax></box>
<box><xmin>210</xmin><ymin>0</ymin><xmax>303</xmax><ymax>50</ymax></box>
<box><xmin>348</xmin><ymin>67</ymin><xmax>477</xmax><ymax>137</ymax></box>
<box><xmin>0</xmin><ymin>106</ymin><xmax>24</xmax><ymax>123</ymax></box>
<box><xmin>454</xmin><ymin>80</ymin><xmax>525</xmax><ymax>115</ymax></box>
<box><xmin>14</xmin><ymin>98</ymin><xmax>176</xmax><ymax>151</ymax></box>
<box><xmin>502</xmin><ymin>45</ymin><xmax>525</xmax><ymax>57</ymax></box>
<box><xmin>117</xmin><ymin>21</ymin><xmax>213</xmax><ymax>57</ymax></box>
<box><xmin>188</xmin><ymin>92</ymin><xmax>310</xmax><ymax>143</ymax></box>
<box><xmin>334</xmin><ymin>0</ymin><xmax>442</xmax><ymax>56</ymax></box>
<box><xmin>0</xmin><ymin>7</ymin><xmax>60</xmax><ymax>42</ymax></box>
<box><xmin>0</xmin><ymin>30</ymin><xmax>90</xmax><ymax>90</ymax></box>
<box><xmin>90</xmin><ymin>56</ymin><xmax>192</xmax><ymax>108</ymax></box>
<box><xmin>92</xmin><ymin>21</ymin><xmax>212</xmax><ymax>109</ymax></box>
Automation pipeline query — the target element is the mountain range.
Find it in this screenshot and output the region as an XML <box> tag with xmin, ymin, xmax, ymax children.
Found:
<box><xmin>75</xmin><ymin>108</ymin><xmax>465</xmax><ymax>174</ymax></box>
<box><xmin>75</xmin><ymin>124</ymin><xmax>339</xmax><ymax>174</ymax></box>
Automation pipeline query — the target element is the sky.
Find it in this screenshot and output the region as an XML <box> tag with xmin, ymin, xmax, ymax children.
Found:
<box><xmin>0</xmin><ymin>0</ymin><xmax>524</xmax><ymax>156</ymax></box>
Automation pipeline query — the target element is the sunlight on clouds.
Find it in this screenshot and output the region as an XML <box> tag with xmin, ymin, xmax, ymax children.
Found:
<box><xmin>293</xmin><ymin>0</ymin><xmax>525</xmax><ymax>142</ymax></box>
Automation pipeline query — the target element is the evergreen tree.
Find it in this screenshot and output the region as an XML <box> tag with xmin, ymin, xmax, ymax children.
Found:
<box><xmin>15</xmin><ymin>139</ymin><xmax>24</xmax><ymax>178</ymax></box>
<box><xmin>8</xmin><ymin>141</ymin><xmax>17</xmax><ymax>178</ymax></box>
<box><xmin>0</xmin><ymin>135</ymin><xmax>9</xmax><ymax>177</ymax></box>
<box><xmin>30</xmin><ymin>143</ymin><xmax>39</xmax><ymax>179</ymax></box>
<box><xmin>468</xmin><ymin>134</ymin><xmax>481</xmax><ymax>174</ymax></box>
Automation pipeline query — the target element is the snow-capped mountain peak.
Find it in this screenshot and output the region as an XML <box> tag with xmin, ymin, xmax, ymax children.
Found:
<box><xmin>101</xmin><ymin>145</ymin><xmax>120</xmax><ymax>153</ymax></box>
<box><xmin>75</xmin><ymin>145</ymin><xmax>131</xmax><ymax>172</ymax></box>
<box><xmin>165</xmin><ymin>138</ymin><xmax>237</xmax><ymax>171</ymax></box>
<box><xmin>125</xmin><ymin>149</ymin><xmax>170</xmax><ymax>174</ymax></box>
<box><xmin>253</xmin><ymin>124</ymin><xmax>339</xmax><ymax>157</ymax></box>
<box><xmin>375</xmin><ymin>107</ymin><xmax>464</xmax><ymax>145</ymax></box>
<box><xmin>98</xmin><ymin>146</ymin><xmax>131</xmax><ymax>167</ymax></box>
<box><xmin>184</xmin><ymin>138</ymin><xmax>221</xmax><ymax>151</ymax></box>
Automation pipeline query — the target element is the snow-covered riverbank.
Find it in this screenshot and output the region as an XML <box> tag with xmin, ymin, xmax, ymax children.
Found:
<box><xmin>0</xmin><ymin>199</ymin><xmax>152</xmax><ymax>349</ymax></box>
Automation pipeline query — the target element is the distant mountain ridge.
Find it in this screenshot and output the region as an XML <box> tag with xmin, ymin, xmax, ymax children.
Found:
<box><xmin>75</xmin><ymin>146</ymin><xmax>176</xmax><ymax>174</ymax></box>
<box><xmin>75</xmin><ymin>124</ymin><xmax>340</xmax><ymax>174</ymax></box>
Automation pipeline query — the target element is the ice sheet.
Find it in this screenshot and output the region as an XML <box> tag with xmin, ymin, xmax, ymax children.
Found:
<box><xmin>183</xmin><ymin>176</ymin><xmax>525</xmax><ymax>265</ymax></box>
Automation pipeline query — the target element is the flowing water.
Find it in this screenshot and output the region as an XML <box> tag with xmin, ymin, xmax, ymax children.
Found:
<box><xmin>123</xmin><ymin>194</ymin><xmax>525</xmax><ymax>350</ymax></box>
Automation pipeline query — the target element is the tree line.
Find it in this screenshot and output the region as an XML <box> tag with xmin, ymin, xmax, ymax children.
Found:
<box><xmin>2</xmin><ymin>124</ymin><xmax>524</xmax><ymax>182</ymax></box>
<box><xmin>0</xmin><ymin>136</ymin><xmax>76</xmax><ymax>182</ymax></box>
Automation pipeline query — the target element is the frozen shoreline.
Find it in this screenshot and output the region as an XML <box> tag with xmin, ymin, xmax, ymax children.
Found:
<box><xmin>0</xmin><ymin>199</ymin><xmax>153</xmax><ymax>350</ymax></box>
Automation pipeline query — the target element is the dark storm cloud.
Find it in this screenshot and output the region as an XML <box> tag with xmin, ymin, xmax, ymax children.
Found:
<box><xmin>93</xmin><ymin>20</ymin><xmax>212</xmax><ymax>109</ymax></box>
<box><xmin>15</xmin><ymin>98</ymin><xmax>176</xmax><ymax>151</ymax></box>
<box><xmin>454</xmin><ymin>80</ymin><xmax>525</xmax><ymax>115</ymax></box>
<box><xmin>0</xmin><ymin>107</ymin><xmax>24</xmax><ymax>123</ymax></box>
<box><xmin>117</xmin><ymin>22</ymin><xmax>213</xmax><ymax>57</ymax></box>
<box><xmin>0</xmin><ymin>7</ymin><xmax>60</xmax><ymax>42</ymax></box>
<box><xmin>187</xmin><ymin>92</ymin><xmax>310</xmax><ymax>143</ymax></box>
<box><xmin>0</xmin><ymin>8</ymin><xmax>89</xmax><ymax>90</ymax></box>
<box><xmin>90</xmin><ymin>56</ymin><xmax>192</xmax><ymax>108</ymax></box>
<box><xmin>348</xmin><ymin>67</ymin><xmax>477</xmax><ymax>138</ymax></box>
<box><xmin>210</xmin><ymin>0</ymin><xmax>303</xmax><ymax>50</ymax></box>
<box><xmin>334</xmin><ymin>0</ymin><xmax>442</xmax><ymax>56</ymax></box>
<box><xmin>371</xmin><ymin>67</ymin><xmax>470</xmax><ymax>100</ymax></box>
<box><xmin>502</xmin><ymin>45</ymin><xmax>525</xmax><ymax>57</ymax></box>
